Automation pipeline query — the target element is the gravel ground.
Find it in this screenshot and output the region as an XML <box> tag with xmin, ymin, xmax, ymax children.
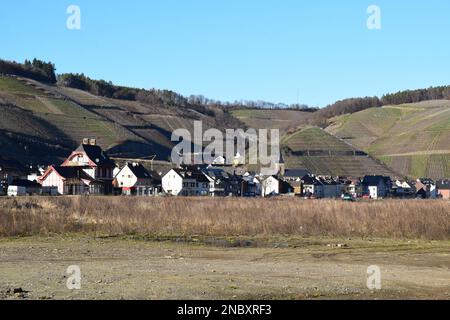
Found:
<box><xmin>0</xmin><ymin>236</ymin><xmax>449</xmax><ymax>300</ymax></box>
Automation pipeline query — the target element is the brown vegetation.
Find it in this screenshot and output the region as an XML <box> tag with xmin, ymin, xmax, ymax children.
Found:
<box><xmin>0</xmin><ymin>197</ymin><xmax>448</xmax><ymax>240</ymax></box>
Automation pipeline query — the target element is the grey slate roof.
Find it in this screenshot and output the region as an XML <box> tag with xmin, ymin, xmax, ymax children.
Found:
<box><xmin>76</xmin><ymin>144</ymin><xmax>115</xmax><ymax>167</ymax></box>
<box><xmin>52</xmin><ymin>166</ymin><xmax>95</xmax><ymax>181</ymax></box>
<box><xmin>284</xmin><ymin>168</ymin><xmax>311</xmax><ymax>178</ymax></box>
<box><xmin>362</xmin><ymin>175</ymin><xmax>391</xmax><ymax>186</ymax></box>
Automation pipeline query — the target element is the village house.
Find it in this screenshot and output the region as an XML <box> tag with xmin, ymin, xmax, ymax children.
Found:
<box><xmin>224</xmin><ymin>171</ymin><xmax>247</xmax><ymax>197</ymax></box>
<box><xmin>301</xmin><ymin>175</ymin><xmax>324</xmax><ymax>198</ymax></box>
<box><xmin>362</xmin><ymin>175</ymin><xmax>392</xmax><ymax>199</ymax></box>
<box><xmin>261</xmin><ymin>175</ymin><xmax>280</xmax><ymax>197</ymax></box>
<box><xmin>284</xmin><ymin>180</ymin><xmax>302</xmax><ymax>196</ymax></box>
<box><xmin>162</xmin><ymin>166</ymin><xmax>211</xmax><ymax>196</ymax></box>
<box><xmin>38</xmin><ymin>139</ymin><xmax>115</xmax><ymax>195</ymax></box>
<box><xmin>114</xmin><ymin>162</ymin><xmax>161</xmax><ymax>196</ymax></box>
<box><xmin>342</xmin><ymin>178</ymin><xmax>363</xmax><ymax>198</ymax></box>
<box><xmin>39</xmin><ymin>165</ymin><xmax>103</xmax><ymax>195</ymax></box>
<box><xmin>436</xmin><ymin>179</ymin><xmax>450</xmax><ymax>200</ymax></box>
<box><xmin>60</xmin><ymin>138</ymin><xmax>116</xmax><ymax>194</ymax></box>
<box><xmin>415</xmin><ymin>178</ymin><xmax>437</xmax><ymax>199</ymax></box>
<box><xmin>200</xmin><ymin>168</ymin><xmax>225</xmax><ymax>197</ymax></box>
<box><xmin>240</xmin><ymin>173</ymin><xmax>261</xmax><ymax>197</ymax></box>
<box><xmin>282</xmin><ymin>169</ymin><xmax>311</xmax><ymax>182</ymax></box>
<box><xmin>8</xmin><ymin>178</ymin><xmax>42</xmax><ymax>196</ymax></box>
<box><xmin>281</xmin><ymin>168</ymin><xmax>310</xmax><ymax>195</ymax></box>
<box><xmin>320</xmin><ymin>176</ymin><xmax>344</xmax><ymax>198</ymax></box>
<box><xmin>300</xmin><ymin>175</ymin><xmax>346</xmax><ymax>199</ymax></box>
<box><xmin>392</xmin><ymin>179</ymin><xmax>415</xmax><ymax>198</ymax></box>
<box><xmin>207</xmin><ymin>165</ymin><xmax>250</xmax><ymax>197</ymax></box>
<box><xmin>204</xmin><ymin>167</ymin><xmax>252</xmax><ymax>197</ymax></box>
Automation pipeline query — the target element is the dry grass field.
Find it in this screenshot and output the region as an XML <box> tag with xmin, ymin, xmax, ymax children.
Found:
<box><xmin>0</xmin><ymin>197</ymin><xmax>448</xmax><ymax>240</ymax></box>
<box><xmin>0</xmin><ymin>197</ymin><xmax>449</xmax><ymax>300</ymax></box>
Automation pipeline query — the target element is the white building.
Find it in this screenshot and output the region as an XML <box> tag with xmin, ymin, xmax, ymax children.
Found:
<box><xmin>162</xmin><ymin>167</ymin><xmax>211</xmax><ymax>196</ymax></box>
<box><xmin>261</xmin><ymin>176</ymin><xmax>279</xmax><ymax>197</ymax></box>
<box><xmin>115</xmin><ymin>163</ymin><xmax>160</xmax><ymax>196</ymax></box>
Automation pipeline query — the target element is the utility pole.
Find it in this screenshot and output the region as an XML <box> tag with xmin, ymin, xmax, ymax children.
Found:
<box><xmin>149</xmin><ymin>155</ymin><xmax>156</xmax><ymax>171</ymax></box>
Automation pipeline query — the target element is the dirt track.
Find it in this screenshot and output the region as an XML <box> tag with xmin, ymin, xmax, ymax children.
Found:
<box><xmin>0</xmin><ymin>236</ymin><xmax>449</xmax><ymax>300</ymax></box>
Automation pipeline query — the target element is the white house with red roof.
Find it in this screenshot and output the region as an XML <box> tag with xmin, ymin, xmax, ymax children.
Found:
<box><xmin>38</xmin><ymin>138</ymin><xmax>115</xmax><ymax>195</ymax></box>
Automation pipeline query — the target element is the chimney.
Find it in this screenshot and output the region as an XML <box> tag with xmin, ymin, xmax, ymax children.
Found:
<box><xmin>82</xmin><ymin>138</ymin><xmax>89</xmax><ymax>145</ymax></box>
<box><xmin>89</xmin><ymin>138</ymin><xmax>96</xmax><ymax>146</ymax></box>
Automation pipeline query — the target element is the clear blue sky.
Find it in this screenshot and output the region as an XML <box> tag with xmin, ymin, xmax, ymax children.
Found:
<box><xmin>1</xmin><ymin>0</ymin><xmax>450</xmax><ymax>107</ymax></box>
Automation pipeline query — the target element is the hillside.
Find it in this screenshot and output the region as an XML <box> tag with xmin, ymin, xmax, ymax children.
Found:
<box><xmin>0</xmin><ymin>74</ymin><xmax>396</xmax><ymax>178</ymax></box>
<box><xmin>231</xmin><ymin>106</ymin><xmax>398</xmax><ymax>177</ymax></box>
<box><xmin>231</xmin><ymin>108</ymin><xmax>312</xmax><ymax>135</ymax></box>
<box><xmin>281</xmin><ymin>127</ymin><xmax>398</xmax><ymax>178</ymax></box>
<box><xmin>0</xmin><ymin>75</ymin><xmax>241</xmax><ymax>165</ymax></box>
<box><xmin>326</xmin><ymin>101</ymin><xmax>450</xmax><ymax>179</ymax></box>
<box><xmin>1</xmin><ymin>70</ymin><xmax>447</xmax><ymax>180</ymax></box>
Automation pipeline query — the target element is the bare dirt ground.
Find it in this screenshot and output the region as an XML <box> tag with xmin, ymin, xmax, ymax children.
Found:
<box><xmin>0</xmin><ymin>236</ymin><xmax>449</xmax><ymax>300</ymax></box>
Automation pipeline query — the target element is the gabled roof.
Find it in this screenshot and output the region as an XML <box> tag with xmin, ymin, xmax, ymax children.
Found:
<box><xmin>362</xmin><ymin>175</ymin><xmax>390</xmax><ymax>186</ymax></box>
<box><xmin>302</xmin><ymin>175</ymin><xmax>322</xmax><ymax>185</ymax></box>
<box><xmin>127</xmin><ymin>163</ymin><xmax>152</xmax><ymax>179</ymax></box>
<box><xmin>284</xmin><ymin>168</ymin><xmax>311</xmax><ymax>178</ymax></box>
<box><xmin>436</xmin><ymin>180</ymin><xmax>450</xmax><ymax>190</ymax></box>
<box><xmin>40</xmin><ymin>166</ymin><xmax>95</xmax><ymax>182</ymax></box>
<box><xmin>10</xmin><ymin>179</ymin><xmax>41</xmax><ymax>188</ymax></box>
<box><xmin>54</xmin><ymin>166</ymin><xmax>95</xmax><ymax>180</ymax></box>
<box><xmin>192</xmin><ymin>171</ymin><xmax>210</xmax><ymax>183</ymax></box>
<box><xmin>75</xmin><ymin>144</ymin><xmax>115</xmax><ymax>167</ymax></box>
<box><xmin>319</xmin><ymin>177</ymin><xmax>338</xmax><ymax>185</ymax></box>
<box><xmin>125</xmin><ymin>163</ymin><xmax>161</xmax><ymax>182</ymax></box>
<box><xmin>418</xmin><ymin>178</ymin><xmax>435</xmax><ymax>185</ymax></box>
<box><xmin>171</xmin><ymin>168</ymin><xmax>210</xmax><ymax>182</ymax></box>
<box><xmin>203</xmin><ymin>168</ymin><xmax>231</xmax><ymax>181</ymax></box>
<box><xmin>285</xmin><ymin>180</ymin><xmax>302</xmax><ymax>188</ymax></box>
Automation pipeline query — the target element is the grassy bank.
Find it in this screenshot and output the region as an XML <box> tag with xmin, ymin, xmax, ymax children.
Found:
<box><xmin>0</xmin><ymin>197</ymin><xmax>448</xmax><ymax>240</ymax></box>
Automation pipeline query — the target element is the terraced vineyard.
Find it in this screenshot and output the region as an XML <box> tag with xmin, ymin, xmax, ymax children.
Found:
<box><xmin>0</xmin><ymin>75</ymin><xmax>234</xmax><ymax>164</ymax></box>
<box><xmin>326</xmin><ymin>101</ymin><xmax>450</xmax><ymax>179</ymax></box>
<box><xmin>0</xmin><ymin>76</ymin><xmax>227</xmax><ymax>163</ymax></box>
<box><xmin>0</xmin><ymin>76</ymin><xmax>143</xmax><ymax>158</ymax></box>
<box><xmin>282</xmin><ymin>127</ymin><xmax>398</xmax><ymax>177</ymax></box>
<box><xmin>231</xmin><ymin>108</ymin><xmax>312</xmax><ymax>135</ymax></box>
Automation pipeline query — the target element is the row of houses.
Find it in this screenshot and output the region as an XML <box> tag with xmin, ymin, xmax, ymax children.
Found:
<box><xmin>161</xmin><ymin>168</ymin><xmax>448</xmax><ymax>200</ymax></box>
<box><xmin>1</xmin><ymin>138</ymin><xmax>450</xmax><ymax>200</ymax></box>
